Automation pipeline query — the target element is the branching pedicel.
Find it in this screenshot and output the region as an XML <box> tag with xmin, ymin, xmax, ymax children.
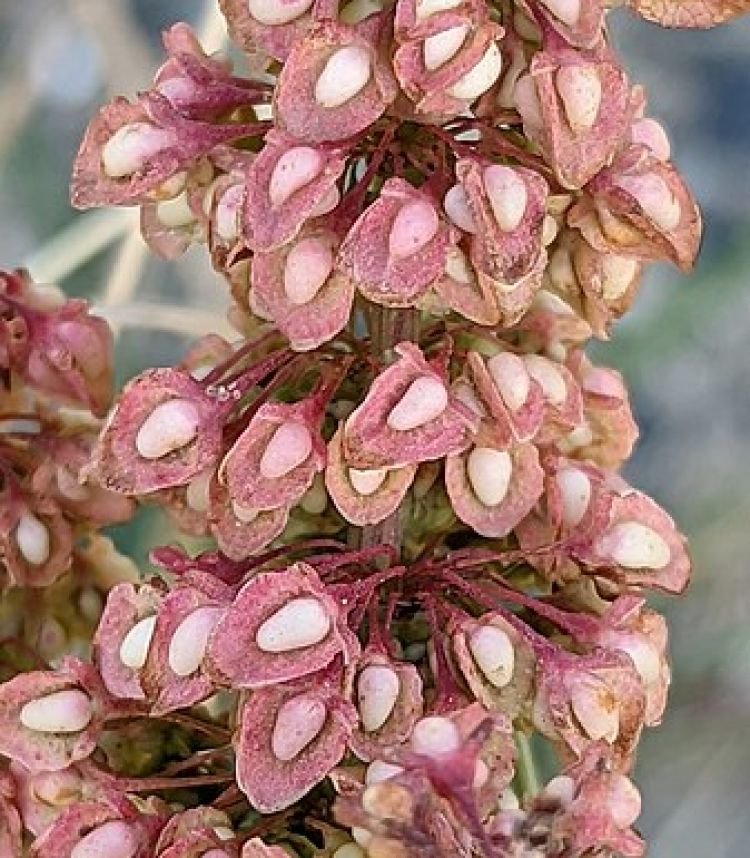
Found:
<box><xmin>0</xmin><ymin>1</ymin><xmax>748</xmax><ymax>856</ymax></box>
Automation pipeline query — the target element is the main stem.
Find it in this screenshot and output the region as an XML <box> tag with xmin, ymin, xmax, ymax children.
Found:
<box><xmin>360</xmin><ymin>304</ymin><xmax>419</xmax><ymax>556</ymax></box>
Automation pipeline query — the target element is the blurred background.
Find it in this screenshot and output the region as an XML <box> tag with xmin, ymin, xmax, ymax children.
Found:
<box><xmin>1</xmin><ymin>2</ymin><xmax>749</xmax><ymax>854</ymax></box>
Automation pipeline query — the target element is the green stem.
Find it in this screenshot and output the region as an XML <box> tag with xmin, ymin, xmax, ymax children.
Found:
<box><xmin>515</xmin><ymin>731</ymin><xmax>540</xmax><ymax>801</ymax></box>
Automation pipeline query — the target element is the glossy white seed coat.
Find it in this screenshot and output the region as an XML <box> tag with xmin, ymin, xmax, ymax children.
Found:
<box><xmin>540</xmin><ymin>0</ymin><xmax>581</xmax><ymax>26</ymax></box>
<box><xmin>415</xmin><ymin>0</ymin><xmax>462</xmax><ymax>20</ymax></box>
<box><xmin>168</xmin><ymin>606</ymin><xmax>224</xmax><ymax>677</ymax></box>
<box><xmin>601</xmin><ymin>255</ymin><xmax>639</xmax><ymax>301</ymax></box>
<box><xmin>71</xmin><ymin>821</ymin><xmax>139</xmax><ymax>858</ymax></box>
<box><xmin>387</xmin><ymin>377</ymin><xmax>448</xmax><ymax>431</ymax></box>
<box><xmin>411</xmin><ymin>716</ymin><xmax>461</xmax><ymax>756</ymax></box>
<box><xmin>524</xmin><ymin>355</ymin><xmax>567</xmax><ymax>406</ymax></box>
<box><xmin>469</xmin><ymin>625</ymin><xmax>515</xmax><ymax>687</ymax></box>
<box><xmin>20</xmin><ymin>689</ymin><xmax>93</xmax><ymax>734</ymax></box>
<box><xmin>358</xmin><ymin>665</ymin><xmax>400</xmax><ymax>732</ymax></box>
<box><xmin>603</xmin><ymin>522</ymin><xmax>671</xmax><ymax>569</ymax></box>
<box><xmin>349</xmin><ymin>467</ymin><xmax>387</xmax><ymax>496</ymax></box>
<box><xmin>487</xmin><ymin>352</ymin><xmax>531</xmax><ymax>411</ymax></box>
<box><xmin>315</xmin><ymin>47</ymin><xmax>372</xmax><ymax>108</ymax></box>
<box><xmin>256</xmin><ymin>597</ymin><xmax>331</xmax><ymax>652</ymax></box>
<box><xmin>156</xmin><ymin>191</ymin><xmax>196</xmax><ymax>228</ymax></box>
<box><xmin>447</xmin><ymin>43</ymin><xmax>503</xmax><ymax>101</ymax></box>
<box><xmin>555</xmin><ymin>467</ymin><xmax>591</xmax><ymax>527</ymax></box>
<box><xmin>571</xmin><ymin>678</ymin><xmax>619</xmax><ymax>743</ymax></box>
<box><xmin>388</xmin><ymin>200</ymin><xmax>439</xmax><ymax>260</ymax></box>
<box><xmin>215</xmin><ymin>185</ymin><xmax>244</xmax><ymax>242</ymax></box>
<box><xmin>467</xmin><ymin>448</ymin><xmax>513</xmax><ymax>508</ymax></box>
<box><xmin>615</xmin><ymin>173</ymin><xmax>681</xmax><ymax>232</ymax></box>
<box><xmin>423</xmin><ymin>24</ymin><xmax>469</xmax><ymax>71</ymax></box>
<box><xmin>15</xmin><ymin>513</ymin><xmax>50</xmax><ymax>566</ymax></box>
<box><xmin>365</xmin><ymin>760</ymin><xmax>404</xmax><ymax>785</ymax></box>
<box><xmin>271</xmin><ymin>696</ymin><xmax>327</xmax><ymax>761</ymax></box>
<box><xmin>483</xmin><ymin>165</ymin><xmax>528</xmax><ymax>232</ymax></box>
<box><xmin>247</xmin><ymin>0</ymin><xmax>314</xmax><ymax>25</ymax></box>
<box><xmin>102</xmin><ymin>123</ymin><xmax>173</xmax><ymax>178</ymax></box>
<box><xmin>119</xmin><ymin>615</ymin><xmax>157</xmax><ymax>670</ymax></box>
<box><xmin>630</xmin><ymin>117</ymin><xmax>671</xmax><ymax>162</ymax></box>
<box><xmin>135</xmin><ymin>399</ymin><xmax>200</xmax><ymax>460</ymax></box>
<box><xmin>284</xmin><ymin>237</ymin><xmax>334</xmax><ymax>305</ymax></box>
<box><xmin>269</xmin><ymin>147</ymin><xmax>324</xmax><ymax>207</ymax></box>
<box><xmin>443</xmin><ymin>184</ymin><xmax>477</xmax><ymax>233</ymax></box>
<box><xmin>556</xmin><ymin>65</ymin><xmax>602</xmax><ymax>133</ymax></box>
<box><xmin>259</xmin><ymin>422</ymin><xmax>313</xmax><ymax>479</ymax></box>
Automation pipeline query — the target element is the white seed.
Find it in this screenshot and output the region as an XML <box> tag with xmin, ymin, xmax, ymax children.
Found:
<box><xmin>203</xmin><ymin>851</ymin><xmax>231</xmax><ymax>858</ymax></box>
<box><xmin>423</xmin><ymin>24</ymin><xmax>469</xmax><ymax>71</ymax></box>
<box><xmin>315</xmin><ymin>46</ymin><xmax>372</xmax><ymax>108</ymax></box>
<box><xmin>135</xmin><ymin>399</ymin><xmax>200</xmax><ymax>460</ymax></box>
<box><xmin>483</xmin><ymin>165</ymin><xmax>527</xmax><ymax>232</ymax></box>
<box><xmin>555</xmin><ymin>468</ymin><xmax>591</xmax><ymax>527</ymax></box>
<box><xmin>351</xmin><ymin>828</ymin><xmax>373</xmax><ymax>848</ymax></box>
<box><xmin>563</xmin><ymin>424</ymin><xmax>593</xmax><ymax>450</ymax></box>
<box><xmin>601</xmin><ymin>255</ymin><xmax>639</xmax><ymax>301</ymax></box>
<box><xmin>386</xmin><ymin>376</ymin><xmax>448</xmax><ymax>431</ymax></box>
<box><xmin>333</xmin><ymin>845</ymin><xmax>366</xmax><ymax>858</ymax></box>
<box><xmin>156</xmin><ymin>191</ymin><xmax>196</xmax><ymax>228</ymax></box>
<box><xmin>556</xmin><ymin>65</ymin><xmax>602</xmax><ymax>133</ymax></box>
<box><xmin>186</xmin><ymin>468</ymin><xmax>213</xmax><ymax>513</ymax></box>
<box><xmin>349</xmin><ymin>467</ymin><xmax>387</xmax><ymax>496</ymax></box>
<box><xmin>447</xmin><ymin>43</ymin><xmax>502</xmax><ymax>101</ymax></box>
<box><xmin>213</xmin><ymin>827</ymin><xmax>235</xmax><ymax>841</ymax></box>
<box><xmin>499</xmin><ymin>788</ymin><xmax>520</xmax><ymax>811</ymax></box>
<box><xmin>55</xmin><ymin>464</ymin><xmax>89</xmax><ymax>501</ymax></box>
<box><xmin>411</xmin><ymin>716</ymin><xmax>461</xmax><ymax>756</ymax></box>
<box><xmin>71</xmin><ymin>821</ymin><xmax>139</xmax><ymax>858</ymax></box>
<box><xmin>32</xmin><ymin>769</ymin><xmax>83</xmax><ymax>806</ymax></box>
<box><xmin>467</xmin><ymin>447</ymin><xmax>513</xmax><ymax>508</ymax></box>
<box><xmin>119</xmin><ymin>615</ymin><xmax>157</xmax><ymax>670</ymax></box>
<box><xmin>388</xmin><ymin>200</ymin><xmax>439</xmax><ymax>260</ymax></box>
<box><xmin>247</xmin><ymin>0</ymin><xmax>314</xmax><ymax>25</ymax></box>
<box><xmin>515</xmin><ymin>74</ymin><xmax>543</xmax><ymax>129</ymax></box>
<box><xmin>469</xmin><ymin>624</ymin><xmax>515</xmax><ymax>687</ymax></box>
<box><xmin>615</xmin><ymin>173</ymin><xmax>681</xmax><ymax>232</ymax></box>
<box><xmin>415</xmin><ymin>0</ymin><xmax>462</xmax><ymax>20</ymax></box>
<box><xmin>20</xmin><ymin>689</ymin><xmax>93</xmax><ymax>734</ymax></box>
<box><xmin>540</xmin><ymin>0</ymin><xmax>581</xmax><ymax>26</ymax></box>
<box><xmin>571</xmin><ymin>677</ymin><xmax>619</xmax><ymax>743</ymax></box>
<box><xmin>607</xmin><ymin>774</ymin><xmax>642</xmax><ymax>829</ymax></box>
<box><xmin>284</xmin><ymin>237</ymin><xmax>334</xmax><ymax>305</ymax></box>
<box><xmin>271</xmin><ymin>696</ymin><xmax>327</xmax><ymax>761</ymax></box>
<box><xmin>443</xmin><ymin>184</ymin><xmax>477</xmax><ymax>233</ymax></box>
<box><xmin>444</xmin><ymin>246</ymin><xmax>474</xmax><ymax>284</ymax></box>
<box><xmin>581</xmin><ymin>367</ymin><xmax>623</xmax><ymax>398</ymax></box>
<box><xmin>603</xmin><ymin>632</ymin><xmax>661</xmax><ymax>686</ymax></box>
<box><xmin>168</xmin><ymin>606</ymin><xmax>224</xmax><ymax>677</ymax></box>
<box><xmin>487</xmin><ymin>352</ymin><xmax>531</xmax><ymax>411</ymax></box>
<box><xmin>365</xmin><ymin>760</ymin><xmax>404</xmax><ymax>785</ymax></box>
<box><xmin>215</xmin><ymin>184</ymin><xmax>244</xmax><ymax>242</ymax></box>
<box><xmin>358</xmin><ymin>665</ymin><xmax>400</xmax><ymax>732</ymax></box>
<box><xmin>259</xmin><ymin>421</ymin><xmax>313</xmax><ymax>480</ymax></box>
<box><xmin>256</xmin><ymin>597</ymin><xmax>331</xmax><ymax>652</ymax></box>
<box><xmin>15</xmin><ymin>513</ymin><xmax>50</xmax><ymax>566</ymax></box>
<box><xmin>542</xmin><ymin>214</ymin><xmax>559</xmax><ymax>246</ymax></box>
<box><xmin>269</xmin><ymin>146</ymin><xmax>324</xmax><ymax>208</ymax></box>
<box><xmin>541</xmin><ymin>775</ymin><xmax>576</xmax><ymax>807</ymax></box>
<box><xmin>473</xmin><ymin>758</ymin><xmax>490</xmax><ymax>789</ymax></box>
<box><xmin>524</xmin><ymin>355</ymin><xmax>567</xmax><ymax>406</ymax></box>
<box><xmin>602</xmin><ymin>522</ymin><xmax>671</xmax><ymax>570</ymax></box>
<box><xmin>308</xmin><ymin>184</ymin><xmax>341</xmax><ymax>217</ymax></box>
<box><xmin>339</xmin><ymin>0</ymin><xmax>384</xmax><ymax>24</ymax></box>
<box><xmin>101</xmin><ymin>123</ymin><xmax>174</xmax><ymax>179</ymax></box>
<box><xmin>630</xmin><ymin>117</ymin><xmax>671</xmax><ymax>162</ymax></box>
<box><xmin>231</xmin><ymin>501</ymin><xmax>258</xmax><ymax>524</ymax></box>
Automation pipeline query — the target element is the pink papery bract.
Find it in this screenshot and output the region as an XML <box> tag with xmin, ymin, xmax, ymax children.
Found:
<box><xmin>325</xmin><ymin>425</ymin><xmax>417</xmax><ymax>526</ymax></box>
<box><xmin>243</xmin><ymin>130</ymin><xmax>347</xmax><ymax>251</ymax></box>
<box><xmin>445</xmin><ymin>437</ymin><xmax>545</xmax><ymax>538</ymax></box>
<box><xmin>154</xmin><ymin>805</ymin><xmax>239</xmax><ymax>858</ymax></box>
<box><xmin>206</xmin><ymin>562</ymin><xmax>357</xmax><ymax>688</ymax></box>
<box><xmin>91</xmin><ymin>367</ymin><xmax>223</xmax><ymax>495</ymax></box>
<box><xmin>627</xmin><ymin>0</ymin><xmax>749</xmax><ymax>28</ymax></box>
<box><xmin>141</xmin><ymin>574</ymin><xmax>232</xmax><ymax>715</ymax></box>
<box><xmin>251</xmin><ymin>227</ymin><xmax>354</xmax><ymax>351</ymax></box>
<box><xmin>241</xmin><ymin>840</ymin><xmax>290</xmax><ymax>858</ymax></box>
<box><xmin>339</xmin><ymin>178</ymin><xmax>454</xmax><ymax>307</ymax></box>
<box><xmin>568</xmin><ymin>144</ymin><xmax>702</xmax><ymax>271</ymax></box>
<box><xmin>344</xmin><ymin>342</ymin><xmax>479</xmax><ymax>469</ymax></box>
<box><xmin>0</xmin><ymin>769</ymin><xmax>22</xmax><ymax>858</ymax></box>
<box><xmin>93</xmin><ymin>582</ymin><xmax>164</xmax><ymax>701</ymax></box>
<box><xmin>235</xmin><ymin>672</ymin><xmax>358</xmax><ymax>812</ymax></box>
<box><xmin>219</xmin><ymin>0</ymin><xmax>315</xmax><ymax>62</ymax></box>
<box><xmin>273</xmin><ymin>22</ymin><xmax>398</xmax><ymax>144</ymax></box>
<box><xmin>451</xmin><ymin>612</ymin><xmax>537</xmax><ymax>720</ymax></box>
<box><xmin>348</xmin><ymin>648</ymin><xmax>424</xmax><ymax>762</ymax></box>
<box><xmin>219</xmin><ymin>399</ymin><xmax>327</xmax><ymax>512</ymax></box>
<box><xmin>517</xmin><ymin>33</ymin><xmax>635</xmax><ymax>190</ymax></box>
<box><xmin>71</xmin><ymin>93</ymin><xmax>261</xmax><ymax>209</ymax></box>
